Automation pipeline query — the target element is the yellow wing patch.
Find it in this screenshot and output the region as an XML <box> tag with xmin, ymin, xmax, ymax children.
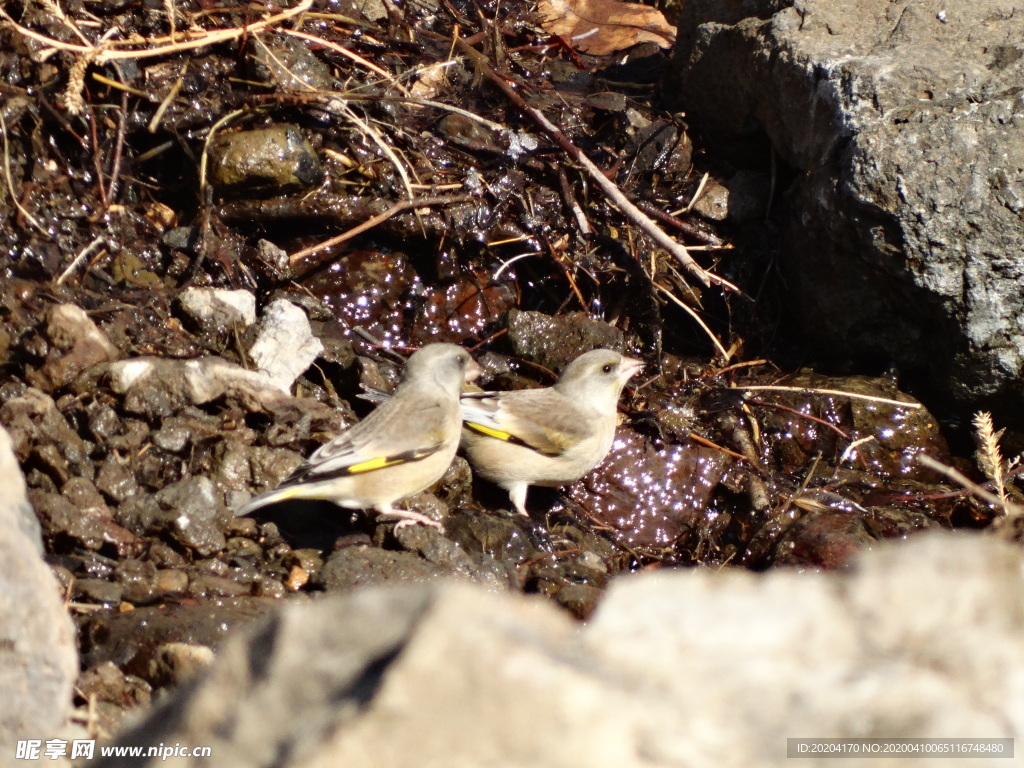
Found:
<box><xmin>345</xmin><ymin>455</ymin><xmax>406</xmax><ymax>474</ymax></box>
<box><xmin>464</xmin><ymin>421</ymin><xmax>564</xmax><ymax>456</ymax></box>
<box><xmin>464</xmin><ymin>422</ymin><xmax>515</xmax><ymax>441</ymax></box>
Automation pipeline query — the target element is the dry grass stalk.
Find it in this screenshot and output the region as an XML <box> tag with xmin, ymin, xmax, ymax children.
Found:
<box><xmin>973</xmin><ymin>411</ymin><xmax>1009</xmax><ymax>507</ymax></box>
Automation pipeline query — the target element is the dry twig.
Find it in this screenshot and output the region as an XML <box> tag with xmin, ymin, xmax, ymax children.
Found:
<box><xmin>288</xmin><ymin>194</ymin><xmax>474</xmax><ymax>275</ymax></box>
<box><xmin>734</xmin><ymin>384</ymin><xmax>922</xmax><ymax>410</ymax></box>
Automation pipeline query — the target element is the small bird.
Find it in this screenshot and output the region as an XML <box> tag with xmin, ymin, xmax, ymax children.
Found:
<box><xmin>460</xmin><ymin>349</ymin><xmax>643</xmax><ymax>516</ymax></box>
<box><xmin>236</xmin><ymin>343</ymin><xmax>481</xmax><ymax>529</ymax></box>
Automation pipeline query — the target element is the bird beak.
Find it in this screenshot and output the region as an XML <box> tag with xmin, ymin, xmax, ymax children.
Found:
<box><xmin>464</xmin><ymin>358</ymin><xmax>483</xmax><ymax>384</ymax></box>
<box><xmin>620</xmin><ymin>356</ymin><xmax>644</xmax><ymax>383</ymax></box>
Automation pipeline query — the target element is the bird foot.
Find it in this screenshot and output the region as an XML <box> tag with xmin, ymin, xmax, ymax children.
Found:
<box><xmin>379</xmin><ymin>509</ymin><xmax>443</xmax><ymax>531</ymax></box>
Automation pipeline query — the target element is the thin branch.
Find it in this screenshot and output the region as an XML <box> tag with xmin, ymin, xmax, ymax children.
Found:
<box><xmin>0</xmin><ymin>114</ymin><xmax>48</xmax><ymax>235</ymax></box>
<box><xmin>918</xmin><ymin>454</ymin><xmax>1023</xmax><ymax>515</ymax></box>
<box><xmin>734</xmin><ymin>384</ymin><xmax>922</xmax><ymax>409</ymax></box>
<box><xmin>288</xmin><ymin>194</ymin><xmax>473</xmax><ymax>274</ymax></box>
<box><xmin>654</xmin><ymin>283</ymin><xmax>729</xmax><ymax>361</ymax></box>
<box><xmin>56</xmin><ymin>235</ymin><xmax>106</xmax><ymax>285</ymax></box>
<box><xmin>279</xmin><ymin>28</ymin><xmax>405</xmax><ymax>91</ymax></box>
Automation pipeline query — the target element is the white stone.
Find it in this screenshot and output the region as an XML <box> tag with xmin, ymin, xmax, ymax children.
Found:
<box><xmin>248</xmin><ymin>299</ymin><xmax>323</xmax><ymax>392</ymax></box>
<box><xmin>178</xmin><ymin>288</ymin><xmax>257</xmax><ymax>332</ymax></box>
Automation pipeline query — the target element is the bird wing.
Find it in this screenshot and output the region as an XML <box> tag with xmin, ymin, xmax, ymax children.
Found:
<box><xmin>461</xmin><ymin>389</ymin><xmax>593</xmax><ymax>457</ymax></box>
<box><xmin>280</xmin><ymin>388</ymin><xmax>453</xmax><ymax>487</ymax></box>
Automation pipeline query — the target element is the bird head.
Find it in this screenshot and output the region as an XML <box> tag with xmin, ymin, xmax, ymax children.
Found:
<box><xmin>404</xmin><ymin>343</ymin><xmax>481</xmax><ymax>394</ymax></box>
<box><xmin>554</xmin><ymin>349</ymin><xmax>643</xmax><ymax>411</ymax></box>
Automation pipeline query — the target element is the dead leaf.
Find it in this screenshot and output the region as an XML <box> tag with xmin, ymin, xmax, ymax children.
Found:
<box><xmin>536</xmin><ymin>0</ymin><xmax>676</xmax><ymax>57</ymax></box>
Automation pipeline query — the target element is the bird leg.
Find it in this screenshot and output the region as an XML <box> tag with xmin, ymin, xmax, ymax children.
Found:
<box><xmin>507</xmin><ymin>483</ymin><xmax>530</xmax><ymax>517</ymax></box>
<box><xmin>377</xmin><ymin>506</ymin><xmax>443</xmax><ymax>531</ymax></box>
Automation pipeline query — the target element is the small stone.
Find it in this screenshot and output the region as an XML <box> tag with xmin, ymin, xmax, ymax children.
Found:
<box><xmin>177</xmin><ymin>287</ymin><xmax>257</xmax><ymax>335</ymax></box>
<box><xmin>61</xmin><ymin>477</ymin><xmax>111</xmax><ymax>519</ymax></box>
<box><xmin>155</xmin><ymin>569</ymin><xmax>189</xmax><ymax>596</ymax></box>
<box><xmin>115</xmin><ymin>559</ymin><xmax>160</xmax><ymax>604</ymax></box>
<box><xmin>506</xmin><ymin>310</ymin><xmax>626</xmax><ymax>373</ymax></box>
<box><xmin>148</xmin><ymin>541</ymin><xmax>187</xmax><ymax>569</ymax></box>
<box><xmin>692</xmin><ymin>179</ymin><xmax>730</xmax><ymax>221</ymax></box>
<box><xmin>152</xmin><ymin>423</ymin><xmax>191</xmax><ymax>453</ymax></box>
<box><xmin>285</xmin><ymin>565</ymin><xmax>310</xmax><ymax>592</ymax></box>
<box><xmin>252</xmin><ymin>577</ymin><xmax>287</xmax><ymax>599</ymax></box>
<box><xmin>72</xmin><ymin>578</ymin><xmax>124</xmax><ymax>605</ymax></box>
<box><xmin>188</xmin><ymin>575</ymin><xmax>250</xmax><ymax>598</ymax></box>
<box><xmin>154</xmin><ymin>477</ymin><xmax>227</xmax><ymax>556</ymax></box>
<box><xmin>209</xmin><ymin>125</ymin><xmax>323</xmax><ymax>195</ymax></box>
<box><xmin>96</xmin><ymin>455</ymin><xmax>138</xmax><ymax>503</ymax></box>
<box><xmin>35</xmin><ymin>304</ymin><xmax>119</xmax><ymax>390</ymax></box>
<box><xmin>248</xmin><ymin>299</ymin><xmax>324</xmax><ymax>392</ymax></box>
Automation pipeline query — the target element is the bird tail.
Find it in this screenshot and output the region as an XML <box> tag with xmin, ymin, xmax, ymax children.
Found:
<box><xmin>234</xmin><ymin>485</ymin><xmax>306</xmax><ymax>517</ymax></box>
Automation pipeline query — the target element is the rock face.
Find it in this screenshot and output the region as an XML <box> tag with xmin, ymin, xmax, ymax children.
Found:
<box><xmin>669</xmin><ymin>0</ymin><xmax>1024</xmax><ymax>423</ymax></box>
<box><xmin>0</xmin><ymin>425</ymin><xmax>78</xmax><ymax>747</ymax></box>
<box><xmin>99</xmin><ymin>533</ymin><xmax>1022</xmax><ymax>767</ymax></box>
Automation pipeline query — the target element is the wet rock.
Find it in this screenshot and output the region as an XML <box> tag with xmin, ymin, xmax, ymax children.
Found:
<box><xmin>114</xmin><ymin>495</ymin><xmax>160</xmax><ymax>536</ymax></box>
<box><xmin>209</xmin><ymin>125</ymin><xmax>323</xmax><ymax>196</ymax></box>
<box><xmin>250</xmin><ymin>34</ymin><xmax>334</xmax><ymax>91</ymax></box>
<box><xmin>753</xmin><ymin>372</ymin><xmax>950</xmax><ymax>480</ymax></box>
<box><xmin>769</xmin><ymin>505</ymin><xmax>939</xmax><ymax>570</ymax></box>
<box><xmin>692</xmin><ymin>171</ymin><xmax>770</xmax><ymax>224</ymax></box>
<box><xmin>248</xmin><ymin>299</ymin><xmax>324</xmax><ymax>392</ymax></box>
<box><xmin>29</xmin><ymin>488</ymin><xmax>146</xmax><ymax>557</ymax></box>
<box><xmin>564</xmin><ymin>426</ymin><xmax>731</xmax><ymax>551</ymax></box>
<box><xmin>152</xmin><ymin>409</ymin><xmax>225</xmax><ymax>455</ymax></box>
<box><xmin>85</xmin><ymin>400</ymin><xmax>122</xmax><ymax>443</ymax></box>
<box><xmin>115</xmin><ymin>559</ymin><xmax>161</xmax><ymax>604</ymax></box>
<box><xmin>189</xmin><ymin>575</ymin><xmax>251</xmax><ymax>599</ymax></box>
<box><xmin>254</xmin><ymin>239</ymin><xmax>291</xmax><ymax>282</ymax></box>
<box><xmin>445</xmin><ymin>509</ymin><xmax>546</xmax><ymax>576</ymax></box>
<box><xmin>78</xmin><ymin>598</ymin><xmax>279</xmax><ymax>685</ymax></box>
<box><xmin>316</xmin><ymin>546</ymin><xmax>449</xmax><ymax>591</ymax></box>
<box><xmin>31</xmin><ymin>303</ymin><xmax>119</xmax><ymax>391</ymax></box>
<box><xmin>0</xmin><ymin>387</ymin><xmax>91</xmax><ymax>483</ymax></box>
<box><xmin>97</xmin><ymin>535</ymin><xmax>1024</xmax><ymax>766</ymax></box>
<box><xmin>72</xmin><ymin>578</ymin><xmax>125</xmax><ymax>605</ymax></box>
<box><xmin>300</xmin><ymin>250</ymin><xmax>418</xmax><ymax>348</ymax></box>
<box><xmin>0</xmin><ymin>425</ymin><xmax>78</xmax><ymax>745</ymax></box>
<box><xmin>393</xmin><ymin>521</ymin><xmax>506</xmax><ymax>590</ymax></box>
<box><xmin>154</xmin><ymin>476</ymin><xmax>227</xmax><ymax>556</ymax></box>
<box><xmin>411</xmin><ymin>272</ymin><xmax>517</xmax><ymax>345</ymax></box>
<box><xmin>177</xmin><ymin>287</ymin><xmax>257</xmax><ymax>337</ymax></box>
<box><xmin>506</xmin><ymin>310</ymin><xmax>626</xmax><ymax>372</ymax></box>
<box><xmin>61</xmin><ymin>476</ymin><xmax>111</xmax><ymax>520</ymax></box>
<box><xmin>671</xmin><ymin>0</ymin><xmax>1024</xmax><ymax>428</ymax></box>
<box><xmin>155</xmin><ymin>569</ymin><xmax>189</xmax><ymax>596</ymax></box>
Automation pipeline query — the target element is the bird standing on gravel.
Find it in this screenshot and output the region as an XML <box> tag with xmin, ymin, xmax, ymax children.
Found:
<box><xmin>460</xmin><ymin>349</ymin><xmax>643</xmax><ymax>516</ymax></box>
<box><xmin>235</xmin><ymin>343</ymin><xmax>481</xmax><ymax>529</ymax></box>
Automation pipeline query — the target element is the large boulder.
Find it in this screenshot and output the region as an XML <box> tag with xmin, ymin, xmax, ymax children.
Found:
<box><xmin>0</xmin><ymin>425</ymin><xmax>78</xmax><ymax>748</ymax></box>
<box><xmin>98</xmin><ymin>533</ymin><xmax>1022</xmax><ymax>767</ymax></box>
<box><xmin>669</xmin><ymin>0</ymin><xmax>1024</xmax><ymax>424</ymax></box>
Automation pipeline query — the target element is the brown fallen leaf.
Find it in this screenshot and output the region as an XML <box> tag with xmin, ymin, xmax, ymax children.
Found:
<box><xmin>536</xmin><ymin>0</ymin><xmax>676</xmax><ymax>57</ymax></box>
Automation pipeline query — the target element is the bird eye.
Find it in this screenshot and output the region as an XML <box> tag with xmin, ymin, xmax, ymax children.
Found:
<box><xmin>602</xmin><ymin>363</ymin><xmax>614</xmax><ymax>373</ymax></box>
